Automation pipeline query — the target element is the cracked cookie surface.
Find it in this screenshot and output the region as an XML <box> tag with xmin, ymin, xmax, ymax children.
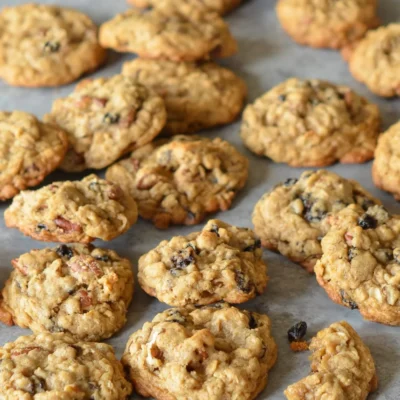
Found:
<box><xmin>0</xmin><ymin>332</ymin><xmax>132</xmax><ymax>399</ymax></box>
<box><xmin>252</xmin><ymin>170</ymin><xmax>380</xmax><ymax>272</ymax></box>
<box><xmin>122</xmin><ymin>59</ymin><xmax>246</xmax><ymax>135</ymax></box>
<box><xmin>276</xmin><ymin>0</ymin><xmax>379</xmax><ymax>49</ymax></box>
<box><xmin>122</xmin><ymin>303</ymin><xmax>277</xmax><ymax>400</ymax></box>
<box><xmin>138</xmin><ymin>219</ymin><xmax>268</xmax><ymax>306</ymax></box>
<box><xmin>0</xmin><ymin>111</ymin><xmax>68</xmax><ymax>200</ymax></box>
<box><xmin>0</xmin><ymin>4</ymin><xmax>105</xmax><ymax>87</ymax></box>
<box><xmin>240</xmin><ymin>78</ymin><xmax>381</xmax><ymax>167</ymax></box>
<box><xmin>106</xmin><ymin>136</ymin><xmax>248</xmax><ymax>229</ymax></box>
<box><xmin>285</xmin><ymin>321</ymin><xmax>377</xmax><ymax>399</ymax></box>
<box><xmin>99</xmin><ymin>7</ymin><xmax>237</xmax><ymax>61</ymax></box>
<box><xmin>315</xmin><ymin>204</ymin><xmax>400</xmax><ymax>325</ymax></box>
<box><xmin>5</xmin><ymin>174</ymin><xmax>138</xmax><ymax>243</ymax></box>
<box><xmin>44</xmin><ymin>74</ymin><xmax>166</xmax><ymax>172</ymax></box>
<box><xmin>0</xmin><ymin>244</ymin><xmax>133</xmax><ymax>342</ymax></box>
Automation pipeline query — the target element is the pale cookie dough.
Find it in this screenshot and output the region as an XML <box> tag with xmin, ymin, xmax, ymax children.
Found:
<box><xmin>138</xmin><ymin>219</ymin><xmax>268</xmax><ymax>306</ymax></box>
<box><xmin>0</xmin><ymin>244</ymin><xmax>133</xmax><ymax>342</ymax></box>
<box><xmin>0</xmin><ymin>4</ymin><xmax>105</xmax><ymax>87</ymax></box>
<box><xmin>285</xmin><ymin>321</ymin><xmax>377</xmax><ymax>400</ymax></box>
<box><xmin>4</xmin><ymin>174</ymin><xmax>138</xmax><ymax>243</ymax></box>
<box><xmin>240</xmin><ymin>78</ymin><xmax>381</xmax><ymax>167</ymax></box>
<box><xmin>106</xmin><ymin>136</ymin><xmax>249</xmax><ymax>229</ymax></box>
<box><xmin>44</xmin><ymin>74</ymin><xmax>166</xmax><ymax>172</ymax></box>
<box><xmin>252</xmin><ymin>170</ymin><xmax>380</xmax><ymax>272</ymax></box>
<box><xmin>122</xmin><ymin>59</ymin><xmax>247</xmax><ymax>135</ymax></box>
<box><xmin>0</xmin><ymin>111</ymin><xmax>68</xmax><ymax>200</ymax></box>
<box><xmin>0</xmin><ymin>333</ymin><xmax>132</xmax><ymax>399</ymax></box>
<box><xmin>122</xmin><ymin>303</ymin><xmax>277</xmax><ymax>400</ymax></box>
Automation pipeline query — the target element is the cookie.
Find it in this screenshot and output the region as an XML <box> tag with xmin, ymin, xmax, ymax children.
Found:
<box><xmin>106</xmin><ymin>136</ymin><xmax>248</xmax><ymax>229</ymax></box>
<box><xmin>122</xmin><ymin>303</ymin><xmax>277</xmax><ymax>400</ymax></box>
<box><xmin>122</xmin><ymin>59</ymin><xmax>246</xmax><ymax>135</ymax></box>
<box><xmin>4</xmin><ymin>174</ymin><xmax>138</xmax><ymax>243</ymax></box>
<box><xmin>99</xmin><ymin>7</ymin><xmax>237</xmax><ymax>61</ymax></box>
<box><xmin>276</xmin><ymin>0</ymin><xmax>379</xmax><ymax>49</ymax></box>
<box><xmin>347</xmin><ymin>24</ymin><xmax>400</xmax><ymax>97</ymax></box>
<box><xmin>0</xmin><ymin>332</ymin><xmax>132</xmax><ymax>399</ymax></box>
<box><xmin>0</xmin><ymin>111</ymin><xmax>68</xmax><ymax>200</ymax></box>
<box><xmin>285</xmin><ymin>321</ymin><xmax>377</xmax><ymax>399</ymax></box>
<box><xmin>252</xmin><ymin>170</ymin><xmax>380</xmax><ymax>272</ymax></box>
<box><xmin>240</xmin><ymin>78</ymin><xmax>381</xmax><ymax>167</ymax></box>
<box><xmin>0</xmin><ymin>4</ymin><xmax>105</xmax><ymax>87</ymax></box>
<box><xmin>0</xmin><ymin>244</ymin><xmax>133</xmax><ymax>341</ymax></box>
<box><xmin>138</xmin><ymin>219</ymin><xmax>268</xmax><ymax>306</ymax></box>
<box><xmin>315</xmin><ymin>204</ymin><xmax>400</xmax><ymax>325</ymax></box>
<box><xmin>44</xmin><ymin>75</ymin><xmax>166</xmax><ymax>172</ymax></box>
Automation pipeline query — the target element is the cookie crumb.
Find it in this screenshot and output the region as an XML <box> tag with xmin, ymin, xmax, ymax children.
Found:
<box><xmin>290</xmin><ymin>341</ymin><xmax>309</xmax><ymax>352</ymax></box>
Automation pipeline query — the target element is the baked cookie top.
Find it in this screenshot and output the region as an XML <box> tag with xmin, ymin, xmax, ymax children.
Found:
<box><xmin>315</xmin><ymin>204</ymin><xmax>400</xmax><ymax>326</ymax></box>
<box><xmin>285</xmin><ymin>321</ymin><xmax>377</xmax><ymax>399</ymax></box>
<box><xmin>240</xmin><ymin>78</ymin><xmax>381</xmax><ymax>167</ymax></box>
<box><xmin>276</xmin><ymin>0</ymin><xmax>379</xmax><ymax>49</ymax></box>
<box><xmin>0</xmin><ymin>332</ymin><xmax>132</xmax><ymax>399</ymax></box>
<box><xmin>44</xmin><ymin>74</ymin><xmax>166</xmax><ymax>172</ymax></box>
<box><xmin>122</xmin><ymin>304</ymin><xmax>277</xmax><ymax>400</ymax></box>
<box><xmin>0</xmin><ymin>4</ymin><xmax>105</xmax><ymax>87</ymax></box>
<box><xmin>0</xmin><ymin>244</ymin><xmax>133</xmax><ymax>342</ymax></box>
<box><xmin>122</xmin><ymin>59</ymin><xmax>247</xmax><ymax>135</ymax></box>
<box><xmin>106</xmin><ymin>136</ymin><xmax>248</xmax><ymax>229</ymax></box>
<box><xmin>252</xmin><ymin>170</ymin><xmax>380</xmax><ymax>272</ymax></box>
<box><xmin>5</xmin><ymin>174</ymin><xmax>138</xmax><ymax>243</ymax></box>
<box><xmin>99</xmin><ymin>7</ymin><xmax>237</xmax><ymax>61</ymax></box>
<box><xmin>348</xmin><ymin>24</ymin><xmax>400</xmax><ymax>97</ymax></box>
<box><xmin>0</xmin><ymin>111</ymin><xmax>68</xmax><ymax>201</ymax></box>
<box><xmin>138</xmin><ymin>219</ymin><xmax>268</xmax><ymax>306</ymax></box>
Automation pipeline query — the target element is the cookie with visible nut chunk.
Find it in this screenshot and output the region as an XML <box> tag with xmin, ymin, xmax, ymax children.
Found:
<box><xmin>122</xmin><ymin>303</ymin><xmax>277</xmax><ymax>400</ymax></box>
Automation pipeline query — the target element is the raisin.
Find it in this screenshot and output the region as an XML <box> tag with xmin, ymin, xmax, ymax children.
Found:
<box><xmin>340</xmin><ymin>290</ymin><xmax>358</xmax><ymax>310</ymax></box>
<box><xmin>56</xmin><ymin>245</ymin><xmax>74</xmax><ymax>259</ymax></box>
<box><xmin>287</xmin><ymin>321</ymin><xmax>307</xmax><ymax>343</ymax></box>
<box><xmin>278</xmin><ymin>94</ymin><xmax>286</xmax><ymax>101</ymax></box>
<box><xmin>171</xmin><ymin>252</ymin><xmax>194</xmax><ymax>270</ymax></box>
<box><xmin>210</xmin><ymin>224</ymin><xmax>220</xmax><ymax>237</ymax></box>
<box><xmin>283</xmin><ymin>178</ymin><xmax>298</xmax><ymax>187</ymax></box>
<box><xmin>36</xmin><ymin>224</ymin><xmax>47</xmax><ymax>231</ymax></box>
<box><xmin>95</xmin><ymin>254</ymin><xmax>110</xmax><ymax>262</ymax></box>
<box><xmin>337</xmin><ymin>92</ymin><xmax>346</xmax><ymax>100</ymax></box>
<box><xmin>165</xmin><ymin>310</ymin><xmax>186</xmax><ymax>324</ymax></box>
<box><xmin>103</xmin><ymin>113</ymin><xmax>120</xmax><ymax>124</ymax></box>
<box><xmin>360</xmin><ymin>198</ymin><xmax>376</xmax><ymax>211</ymax></box>
<box><xmin>248</xmin><ymin>313</ymin><xmax>258</xmax><ymax>329</ymax></box>
<box><xmin>243</xmin><ymin>239</ymin><xmax>262</xmax><ymax>252</ymax></box>
<box><xmin>43</xmin><ymin>41</ymin><xmax>60</xmax><ymax>53</ymax></box>
<box><xmin>348</xmin><ymin>248</ymin><xmax>357</xmax><ymax>261</ymax></box>
<box><xmin>235</xmin><ymin>271</ymin><xmax>251</xmax><ymax>293</ymax></box>
<box><xmin>358</xmin><ymin>214</ymin><xmax>377</xmax><ymax>230</ymax></box>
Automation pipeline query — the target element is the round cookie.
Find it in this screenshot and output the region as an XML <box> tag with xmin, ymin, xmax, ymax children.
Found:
<box><xmin>347</xmin><ymin>24</ymin><xmax>400</xmax><ymax>97</ymax></box>
<box><xmin>315</xmin><ymin>204</ymin><xmax>400</xmax><ymax>326</ymax></box>
<box><xmin>99</xmin><ymin>7</ymin><xmax>237</xmax><ymax>61</ymax></box>
<box><xmin>285</xmin><ymin>321</ymin><xmax>377</xmax><ymax>399</ymax></box>
<box><xmin>138</xmin><ymin>219</ymin><xmax>268</xmax><ymax>306</ymax></box>
<box><xmin>44</xmin><ymin>74</ymin><xmax>166</xmax><ymax>172</ymax></box>
<box><xmin>106</xmin><ymin>136</ymin><xmax>249</xmax><ymax>229</ymax></box>
<box><xmin>4</xmin><ymin>174</ymin><xmax>138</xmax><ymax>243</ymax></box>
<box><xmin>0</xmin><ymin>333</ymin><xmax>132</xmax><ymax>399</ymax></box>
<box><xmin>276</xmin><ymin>0</ymin><xmax>379</xmax><ymax>49</ymax></box>
<box><xmin>0</xmin><ymin>4</ymin><xmax>105</xmax><ymax>87</ymax></box>
<box><xmin>122</xmin><ymin>303</ymin><xmax>277</xmax><ymax>400</ymax></box>
<box><xmin>240</xmin><ymin>78</ymin><xmax>381</xmax><ymax>167</ymax></box>
<box><xmin>0</xmin><ymin>244</ymin><xmax>133</xmax><ymax>341</ymax></box>
<box><xmin>122</xmin><ymin>59</ymin><xmax>247</xmax><ymax>135</ymax></box>
<box><xmin>0</xmin><ymin>111</ymin><xmax>68</xmax><ymax>200</ymax></box>
<box><xmin>252</xmin><ymin>170</ymin><xmax>380</xmax><ymax>272</ymax></box>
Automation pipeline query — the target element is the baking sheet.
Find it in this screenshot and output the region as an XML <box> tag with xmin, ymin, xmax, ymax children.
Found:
<box><xmin>1</xmin><ymin>0</ymin><xmax>400</xmax><ymax>398</ymax></box>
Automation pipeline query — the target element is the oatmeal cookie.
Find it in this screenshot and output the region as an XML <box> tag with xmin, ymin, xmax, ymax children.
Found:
<box><xmin>315</xmin><ymin>204</ymin><xmax>400</xmax><ymax>325</ymax></box>
<box><xmin>99</xmin><ymin>7</ymin><xmax>237</xmax><ymax>61</ymax></box>
<box><xmin>138</xmin><ymin>219</ymin><xmax>267</xmax><ymax>306</ymax></box>
<box><xmin>0</xmin><ymin>332</ymin><xmax>132</xmax><ymax>399</ymax></box>
<box><xmin>44</xmin><ymin>74</ymin><xmax>166</xmax><ymax>172</ymax></box>
<box><xmin>106</xmin><ymin>136</ymin><xmax>248</xmax><ymax>229</ymax></box>
<box><xmin>252</xmin><ymin>170</ymin><xmax>380</xmax><ymax>272</ymax></box>
<box><xmin>347</xmin><ymin>24</ymin><xmax>400</xmax><ymax>97</ymax></box>
<box><xmin>285</xmin><ymin>321</ymin><xmax>377</xmax><ymax>399</ymax></box>
<box><xmin>276</xmin><ymin>0</ymin><xmax>379</xmax><ymax>49</ymax></box>
<box><xmin>122</xmin><ymin>303</ymin><xmax>277</xmax><ymax>400</ymax></box>
<box><xmin>122</xmin><ymin>59</ymin><xmax>247</xmax><ymax>135</ymax></box>
<box><xmin>240</xmin><ymin>78</ymin><xmax>381</xmax><ymax>167</ymax></box>
<box><xmin>0</xmin><ymin>4</ymin><xmax>105</xmax><ymax>87</ymax></box>
<box><xmin>0</xmin><ymin>244</ymin><xmax>133</xmax><ymax>342</ymax></box>
<box><xmin>4</xmin><ymin>174</ymin><xmax>138</xmax><ymax>243</ymax></box>
<box><xmin>0</xmin><ymin>111</ymin><xmax>68</xmax><ymax>200</ymax></box>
